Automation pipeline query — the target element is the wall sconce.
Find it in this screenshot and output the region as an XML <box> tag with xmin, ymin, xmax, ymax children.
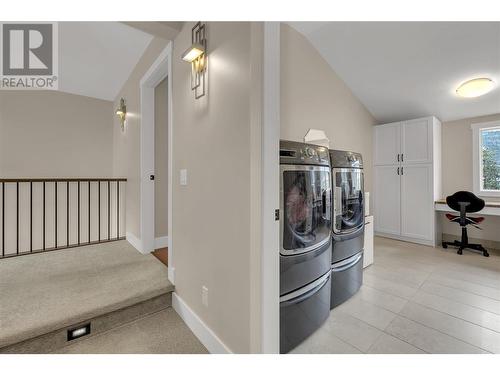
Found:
<box><xmin>116</xmin><ymin>98</ymin><xmax>127</xmax><ymax>132</ymax></box>
<box><xmin>181</xmin><ymin>22</ymin><xmax>207</xmax><ymax>99</ymax></box>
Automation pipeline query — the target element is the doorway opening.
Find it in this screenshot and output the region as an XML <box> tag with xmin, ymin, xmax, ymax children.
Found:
<box><xmin>139</xmin><ymin>43</ymin><xmax>174</xmax><ymax>283</ymax></box>
<box><xmin>152</xmin><ymin>76</ymin><xmax>169</xmax><ymax>267</ymax></box>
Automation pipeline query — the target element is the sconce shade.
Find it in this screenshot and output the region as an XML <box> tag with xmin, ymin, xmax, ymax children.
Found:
<box><xmin>182</xmin><ymin>22</ymin><xmax>207</xmax><ymax>99</ymax></box>
<box><xmin>181</xmin><ymin>43</ymin><xmax>205</xmax><ymax>63</ymax></box>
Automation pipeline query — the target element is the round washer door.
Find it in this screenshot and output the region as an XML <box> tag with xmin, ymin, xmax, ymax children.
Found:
<box><xmin>280</xmin><ymin>165</ymin><xmax>331</xmax><ymax>255</ymax></box>
<box><xmin>333</xmin><ymin>168</ymin><xmax>364</xmax><ymax>235</ymax></box>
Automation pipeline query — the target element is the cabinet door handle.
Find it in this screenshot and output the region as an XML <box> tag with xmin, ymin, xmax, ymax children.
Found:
<box><xmin>401</xmin><ymin>166</ymin><xmax>404</xmax><ymax>175</ymax></box>
<box><xmin>397</xmin><ymin>154</ymin><xmax>400</xmax><ymax>162</ymax></box>
<box><xmin>401</xmin><ymin>154</ymin><xmax>404</xmax><ymax>162</ymax></box>
<box><xmin>397</xmin><ymin>167</ymin><xmax>399</xmax><ymax>175</ymax></box>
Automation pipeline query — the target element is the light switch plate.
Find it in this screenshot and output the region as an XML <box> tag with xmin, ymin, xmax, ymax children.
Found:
<box><xmin>180</xmin><ymin>169</ymin><xmax>188</xmax><ymax>185</ymax></box>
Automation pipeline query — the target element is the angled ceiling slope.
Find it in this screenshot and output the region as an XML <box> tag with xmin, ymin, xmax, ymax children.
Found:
<box><xmin>289</xmin><ymin>22</ymin><xmax>500</xmax><ymax>123</ymax></box>
<box><xmin>58</xmin><ymin>22</ymin><xmax>154</xmax><ymax>101</ymax></box>
<box><xmin>122</xmin><ymin>22</ymin><xmax>183</xmax><ymax>40</ymax></box>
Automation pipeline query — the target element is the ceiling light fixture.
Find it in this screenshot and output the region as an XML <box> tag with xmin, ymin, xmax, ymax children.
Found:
<box><xmin>456</xmin><ymin>78</ymin><xmax>495</xmax><ymax>98</ymax></box>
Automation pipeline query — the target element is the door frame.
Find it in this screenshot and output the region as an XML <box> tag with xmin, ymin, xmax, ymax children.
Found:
<box><xmin>261</xmin><ymin>22</ymin><xmax>280</xmax><ymax>353</ymax></box>
<box><xmin>139</xmin><ymin>42</ymin><xmax>175</xmax><ymax>284</ymax></box>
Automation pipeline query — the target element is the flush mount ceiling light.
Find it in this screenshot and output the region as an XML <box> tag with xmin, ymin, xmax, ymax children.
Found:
<box><xmin>456</xmin><ymin>78</ymin><xmax>495</xmax><ymax>98</ymax></box>
<box><xmin>181</xmin><ymin>22</ymin><xmax>207</xmax><ymax>99</ymax></box>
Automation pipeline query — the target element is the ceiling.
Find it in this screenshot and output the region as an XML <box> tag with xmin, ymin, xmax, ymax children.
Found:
<box><xmin>58</xmin><ymin>22</ymin><xmax>153</xmax><ymax>101</ymax></box>
<box><xmin>289</xmin><ymin>22</ymin><xmax>500</xmax><ymax>123</ymax></box>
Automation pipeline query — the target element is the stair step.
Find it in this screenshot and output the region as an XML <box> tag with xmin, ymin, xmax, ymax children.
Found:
<box><xmin>0</xmin><ymin>292</ymin><xmax>172</xmax><ymax>354</ymax></box>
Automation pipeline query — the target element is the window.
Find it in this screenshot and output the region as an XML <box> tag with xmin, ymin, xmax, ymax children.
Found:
<box><xmin>472</xmin><ymin>121</ymin><xmax>500</xmax><ymax>197</ymax></box>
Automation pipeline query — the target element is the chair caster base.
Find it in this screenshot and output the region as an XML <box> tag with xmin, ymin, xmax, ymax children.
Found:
<box><xmin>443</xmin><ymin>241</ymin><xmax>489</xmax><ymax>258</ymax></box>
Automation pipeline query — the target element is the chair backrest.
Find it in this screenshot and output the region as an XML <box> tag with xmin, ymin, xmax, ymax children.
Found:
<box><xmin>446</xmin><ymin>191</ymin><xmax>485</xmax><ymax>213</ymax></box>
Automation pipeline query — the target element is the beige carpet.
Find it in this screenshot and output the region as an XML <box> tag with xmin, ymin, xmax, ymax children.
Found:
<box><xmin>0</xmin><ymin>240</ymin><xmax>173</xmax><ymax>348</ymax></box>
<box><xmin>55</xmin><ymin>308</ymin><xmax>208</xmax><ymax>354</ymax></box>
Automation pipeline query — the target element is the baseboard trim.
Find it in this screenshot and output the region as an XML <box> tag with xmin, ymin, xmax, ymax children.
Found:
<box><xmin>155</xmin><ymin>236</ymin><xmax>169</xmax><ymax>249</ymax></box>
<box><xmin>375</xmin><ymin>232</ymin><xmax>435</xmax><ymax>247</ymax></box>
<box><xmin>172</xmin><ymin>292</ymin><xmax>232</xmax><ymax>354</ymax></box>
<box><xmin>127</xmin><ymin>233</ymin><xmax>169</xmax><ymax>254</ymax></box>
<box><xmin>126</xmin><ymin>232</ymin><xmax>146</xmax><ymax>254</ymax></box>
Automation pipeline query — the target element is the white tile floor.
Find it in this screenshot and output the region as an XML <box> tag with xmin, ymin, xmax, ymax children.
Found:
<box><xmin>291</xmin><ymin>236</ymin><xmax>500</xmax><ymax>354</ymax></box>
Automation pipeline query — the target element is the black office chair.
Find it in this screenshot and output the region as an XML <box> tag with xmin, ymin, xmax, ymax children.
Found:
<box><xmin>442</xmin><ymin>191</ymin><xmax>489</xmax><ymax>257</ymax></box>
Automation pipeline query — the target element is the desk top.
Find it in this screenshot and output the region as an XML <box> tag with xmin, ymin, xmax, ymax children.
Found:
<box><xmin>435</xmin><ymin>199</ymin><xmax>500</xmax><ymax>209</ymax></box>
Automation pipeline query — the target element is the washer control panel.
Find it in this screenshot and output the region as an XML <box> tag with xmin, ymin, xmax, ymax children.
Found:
<box><xmin>330</xmin><ymin>149</ymin><xmax>363</xmax><ymax>169</ymax></box>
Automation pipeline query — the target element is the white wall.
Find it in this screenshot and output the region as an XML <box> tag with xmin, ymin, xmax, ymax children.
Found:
<box><xmin>280</xmin><ymin>24</ymin><xmax>376</xmax><ymax>195</ymax></box>
<box><xmin>0</xmin><ymin>90</ymin><xmax>121</xmax><ymax>255</ymax></box>
<box><xmin>171</xmin><ymin>22</ymin><xmax>262</xmax><ymax>353</ymax></box>
<box><xmin>112</xmin><ymin>37</ymin><xmax>169</xmax><ymax>239</ymax></box>
<box><xmin>110</xmin><ymin>23</ymin><xmax>264</xmax><ymax>353</ymax></box>
<box><xmin>441</xmin><ymin>113</ymin><xmax>500</xmax><ymax>247</ymax></box>
<box><xmin>0</xmin><ymin>91</ymin><xmax>113</xmax><ymax>178</ymax></box>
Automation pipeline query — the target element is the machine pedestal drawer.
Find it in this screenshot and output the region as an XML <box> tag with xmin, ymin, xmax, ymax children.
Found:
<box><xmin>280</xmin><ymin>241</ymin><xmax>331</xmax><ymax>296</ymax></box>
<box><xmin>332</xmin><ymin>230</ymin><xmax>364</xmax><ymax>263</ymax></box>
<box><xmin>330</xmin><ymin>251</ymin><xmax>363</xmax><ymax>309</ymax></box>
<box><xmin>280</xmin><ymin>271</ymin><xmax>331</xmax><ymax>353</ymax></box>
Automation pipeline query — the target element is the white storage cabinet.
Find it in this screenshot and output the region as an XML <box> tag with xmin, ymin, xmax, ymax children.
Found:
<box><xmin>373</xmin><ymin>116</ymin><xmax>442</xmax><ymax>246</ymax></box>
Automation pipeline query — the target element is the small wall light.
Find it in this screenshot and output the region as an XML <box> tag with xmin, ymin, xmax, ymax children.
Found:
<box><xmin>182</xmin><ymin>22</ymin><xmax>207</xmax><ymax>99</ymax></box>
<box><xmin>182</xmin><ymin>43</ymin><xmax>205</xmax><ymax>63</ymax></box>
<box><xmin>116</xmin><ymin>98</ymin><xmax>127</xmax><ymax>131</ymax></box>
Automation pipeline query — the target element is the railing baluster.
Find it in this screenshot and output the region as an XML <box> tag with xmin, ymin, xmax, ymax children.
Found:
<box><xmin>2</xmin><ymin>182</ymin><xmax>4</xmax><ymax>257</ymax></box>
<box><xmin>43</xmin><ymin>181</ymin><xmax>45</xmax><ymax>250</ymax></box>
<box><xmin>117</xmin><ymin>181</ymin><xmax>119</xmax><ymax>239</ymax></box>
<box><xmin>67</xmin><ymin>181</ymin><xmax>69</xmax><ymax>247</ymax></box>
<box><xmin>30</xmin><ymin>181</ymin><xmax>32</xmax><ymax>252</ymax></box>
<box><xmin>78</xmin><ymin>181</ymin><xmax>80</xmax><ymax>245</ymax></box>
<box><xmin>98</xmin><ymin>181</ymin><xmax>101</xmax><ymax>242</ymax></box>
<box><xmin>16</xmin><ymin>182</ymin><xmax>19</xmax><ymax>255</ymax></box>
<box><xmin>108</xmin><ymin>180</ymin><xmax>110</xmax><ymax>241</ymax></box>
<box><xmin>88</xmin><ymin>181</ymin><xmax>91</xmax><ymax>243</ymax></box>
<box><xmin>55</xmin><ymin>182</ymin><xmax>58</xmax><ymax>249</ymax></box>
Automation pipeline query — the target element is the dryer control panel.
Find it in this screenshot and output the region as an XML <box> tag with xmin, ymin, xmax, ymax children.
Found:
<box><xmin>280</xmin><ymin>140</ymin><xmax>330</xmax><ymax>166</ymax></box>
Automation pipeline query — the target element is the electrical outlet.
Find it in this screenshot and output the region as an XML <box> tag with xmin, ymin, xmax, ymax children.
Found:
<box><xmin>180</xmin><ymin>169</ymin><xmax>188</xmax><ymax>186</ymax></box>
<box><xmin>202</xmin><ymin>286</ymin><xmax>208</xmax><ymax>307</ymax></box>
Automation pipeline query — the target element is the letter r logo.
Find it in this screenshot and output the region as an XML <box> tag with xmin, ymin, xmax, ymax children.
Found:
<box><xmin>2</xmin><ymin>23</ymin><xmax>53</xmax><ymax>75</ymax></box>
